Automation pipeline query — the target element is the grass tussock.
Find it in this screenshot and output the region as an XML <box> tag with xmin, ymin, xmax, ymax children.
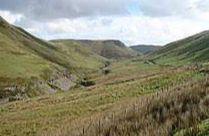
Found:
<box><xmin>56</xmin><ymin>77</ymin><xmax>209</xmax><ymax>136</ymax></box>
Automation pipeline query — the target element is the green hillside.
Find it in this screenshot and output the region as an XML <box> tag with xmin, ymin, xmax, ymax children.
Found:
<box><xmin>0</xmin><ymin>16</ymin><xmax>139</xmax><ymax>99</ymax></box>
<box><xmin>0</xmin><ymin>17</ymin><xmax>103</xmax><ymax>77</ymax></box>
<box><xmin>0</xmin><ymin>17</ymin><xmax>57</xmax><ymax>78</ymax></box>
<box><xmin>0</xmin><ymin>16</ymin><xmax>105</xmax><ymax>99</ymax></box>
<box><xmin>149</xmin><ymin>31</ymin><xmax>209</xmax><ymax>64</ymax></box>
<box><xmin>52</xmin><ymin>39</ymin><xmax>138</xmax><ymax>59</ymax></box>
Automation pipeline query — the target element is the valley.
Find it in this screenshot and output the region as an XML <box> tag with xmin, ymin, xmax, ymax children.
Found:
<box><xmin>0</xmin><ymin>16</ymin><xmax>209</xmax><ymax>136</ymax></box>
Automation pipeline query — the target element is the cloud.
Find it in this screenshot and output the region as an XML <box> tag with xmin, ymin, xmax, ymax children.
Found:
<box><xmin>18</xmin><ymin>15</ymin><xmax>209</xmax><ymax>46</ymax></box>
<box><xmin>197</xmin><ymin>0</ymin><xmax>209</xmax><ymax>11</ymax></box>
<box><xmin>0</xmin><ymin>10</ymin><xmax>23</xmax><ymax>23</ymax></box>
<box><xmin>0</xmin><ymin>0</ymin><xmax>133</xmax><ymax>20</ymax></box>
<box><xmin>1</xmin><ymin>0</ymin><xmax>209</xmax><ymax>46</ymax></box>
<box><xmin>138</xmin><ymin>0</ymin><xmax>200</xmax><ymax>17</ymax></box>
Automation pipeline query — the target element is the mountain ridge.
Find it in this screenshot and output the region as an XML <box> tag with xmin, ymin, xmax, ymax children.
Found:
<box><xmin>51</xmin><ymin>39</ymin><xmax>138</xmax><ymax>59</ymax></box>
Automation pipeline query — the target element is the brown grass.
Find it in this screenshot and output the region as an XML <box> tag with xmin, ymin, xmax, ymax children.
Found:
<box><xmin>49</xmin><ymin>77</ymin><xmax>209</xmax><ymax>136</ymax></box>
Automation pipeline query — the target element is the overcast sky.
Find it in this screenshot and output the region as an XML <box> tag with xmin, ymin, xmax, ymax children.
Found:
<box><xmin>0</xmin><ymin>0</ymin><xmax>209</xmax><ymax>46</ymax></box>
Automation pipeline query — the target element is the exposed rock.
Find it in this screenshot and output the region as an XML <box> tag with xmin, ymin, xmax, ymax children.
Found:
<box><xmin>47</xmin><ymin>73</ymin><xmax>77</xmax><ymax>91</ymax></box>
<box><xmin>0</xmin><ymin>70</ymin><xmax>78</xmax><ymax>101</ymax></box>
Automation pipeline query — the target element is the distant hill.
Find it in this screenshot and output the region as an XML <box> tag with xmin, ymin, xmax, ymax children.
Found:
<box><xmin>149</xmin><ymin>31</ymin><xmax>209</xmax><ymax>64</ymax></box>
<box><xmin>52</xmin><ymin>39</ymin><xmax>138</xmax><ymax>59</ymax></box>
<box><xmin>131</xmin><ymin>45</ymin><xmax>161</xmax><ymax>54</ymax></box>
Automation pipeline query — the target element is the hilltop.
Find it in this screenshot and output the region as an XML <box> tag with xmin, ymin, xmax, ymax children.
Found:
<box><xmin>52</xmin><ymin>39</ymin><xmax>137</xmax><ymax>59</ymax></box>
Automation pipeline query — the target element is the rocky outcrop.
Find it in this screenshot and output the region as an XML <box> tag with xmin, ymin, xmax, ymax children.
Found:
<box><xmin>47</xmin><ymin>70</ymin><xmax>77</xmax><ymax>91</ymax></box>
<box><xmin>0</xmin><ymin>70</ymin><xmax>78</xmax><ymax>101</ymax></box>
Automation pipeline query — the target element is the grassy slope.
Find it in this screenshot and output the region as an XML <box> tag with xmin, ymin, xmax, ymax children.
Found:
<box><xmin>83</xmin><ymin>77</ymin><xmax>209</xmax><ymax>136</ymax></box>
<box><xmin>0</xmin><ymin>22</ymin><xmax>105</xmax><ymax>79</ymax></box>
<box><xmin>0</xmin><ymin>19</ymin><xmax>58</xmax><ymax>78</ymax></box>
<box><xmin>0</xmin><ymin>17</ymin><xmax>106</xmax><ymax>98</ymax></box>
<box><xmin>52</xmin><ymin>39</ymin><xmax>137</xmax><ymax>59</ymax></box>
<box><xmin>0</xmin><ymin>57</ymin><xmax>206</xmax><ymax>136</ymax></box>
<box><xmin>50</xmin><ymin>40</ymin><xmax>106</xmax><ymax>70</ymax></box>
<box><xmin>149</xmin><ymin>31</ymin><xmax>209</xmax><ymax>64</ymax></box>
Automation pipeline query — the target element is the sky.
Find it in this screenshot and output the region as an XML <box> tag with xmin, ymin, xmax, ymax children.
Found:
<box><xmin>0</xmin><ymin>0</ymin><xmax>209</xmax><ymax>46</ymax></box>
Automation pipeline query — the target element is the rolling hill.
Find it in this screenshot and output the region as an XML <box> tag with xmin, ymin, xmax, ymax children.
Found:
<box><xmin>0</xmin><ymin>16</ymin><xmax>106</xmax><ymax>99</ymax></box>
<box><xmin>52</xmin><ymin>39</ymin><xmax>138</xmax><ymax>59</ymax></box>
<box><xmin>131</xmin><ymin>45</ymin><xmax>160</xmax><ymax>54</ymax></box>
<box><xmin>149</xmin><ymin>31</ymin><xmax>209</xmax><ymax>64</ymax></box>
<box><xmin>0</xmin><ymin>16</ymin><xmax>138</xmax><ymax>99</ymax></box>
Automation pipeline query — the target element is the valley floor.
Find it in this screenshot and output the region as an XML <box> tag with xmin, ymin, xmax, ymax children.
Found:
<box><xmin>0</xmin><ymin>58</ymin><xmax>208</xmax><ymax>136</ymax></box>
